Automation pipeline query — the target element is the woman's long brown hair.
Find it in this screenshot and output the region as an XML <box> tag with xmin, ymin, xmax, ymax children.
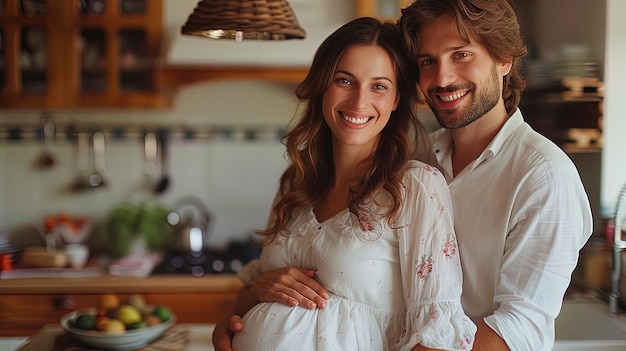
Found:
<box><xmin>256</xmin><ymin>17</ymin><xmax>432</xmax><ymax>243</ymax></box>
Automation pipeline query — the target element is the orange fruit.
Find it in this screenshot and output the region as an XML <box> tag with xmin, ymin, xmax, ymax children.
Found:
<box><xmin>95</xmin><ymin>317</ymin><xmax>112</xmax><ymax>331</ymax></box>
<box><xmin>99</xmin><ymin>294</ymin><xmax>119</xmax><ymax>310</ymax></box>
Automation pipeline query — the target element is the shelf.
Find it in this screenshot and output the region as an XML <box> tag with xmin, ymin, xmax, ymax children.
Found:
<box><xmin>156</xmin><ymin>64</ymin><xmax>308</xmax><ymax>88</ymax></box>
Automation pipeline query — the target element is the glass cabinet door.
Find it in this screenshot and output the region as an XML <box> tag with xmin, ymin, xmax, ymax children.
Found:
<box><xmin>20</xmin><ymin>0</ymin><xmax>46</xmax><ymax>15</ymax></box>
<box><xmin>77</xmin><ymin>1</ymin><xmax>156</xmax><ymax>98</ymax></box>
<box><xmin>1</xmin><ymin>0</ymin><xmax>163</xmax><ymax>108</ymax></box>
<box><xmin>20</xmin><ymin>27</ymin><xmax>46</xmax><ymax>93</ymax></box>
<box><xmin>121</xmin><ymin>0</ymin><xmax>146</xmax><ymax>15</ymax></box>
<box><xmin>119</xmin><ymin>28</ymin><xmax>149</xmax><ymax>92</ymax></box>
<box><xmin>119</xmin><ymin>0</ymin><xmax>151</xmax><ymax>93</ymax></box>
<box><xmin>79</xmin><ymin>0</ymin><xmax>106</xmax><ymax>16</ymax></box>
<box><xmin>19</xmin><ymin>1</ymin><xmax>47</xmax><ymax>93</ymax></box>
<box><xmin>80</xmin><ymin>28</ymin><xmax>106</xmax><ymax>93</ymax></box>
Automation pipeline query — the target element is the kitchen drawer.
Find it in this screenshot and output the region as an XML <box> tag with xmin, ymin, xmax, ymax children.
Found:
<box><xmin>0</xmin><ymin>292</ymin><xmax>238</xmax><ymax>337</ymax></box>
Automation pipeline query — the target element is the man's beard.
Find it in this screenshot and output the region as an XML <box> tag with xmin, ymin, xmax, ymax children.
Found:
<box><xmin>426</xmin><ymin>66</ymin><xmax>501</xmax><ymax>130</ymax></box>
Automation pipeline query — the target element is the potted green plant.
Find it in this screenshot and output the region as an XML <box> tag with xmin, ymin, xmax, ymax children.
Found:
<box><xmin>101</xmin><ymin>200</ymin><xmax>173</xmax><ymax>258</ymax></box>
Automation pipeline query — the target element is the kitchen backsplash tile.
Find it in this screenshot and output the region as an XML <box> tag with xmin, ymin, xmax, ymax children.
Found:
<box><xmin>0</xmin><ymin>81</ymin><xmax>296</xmax><ymax>249</ymax></box>
<box><xmin>0</xmin><ymin>138</ymin><xmax>287</xmax><ymax>248</ymax></box>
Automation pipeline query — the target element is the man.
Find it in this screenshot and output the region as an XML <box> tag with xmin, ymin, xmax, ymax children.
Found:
<box><xmin>396</xmin><ymin>0</ymin><xmax>592</xmax><ymax>349</ymax></box>
<box><xmin>213</xmin><ymin>0</ymin><xmax>593</xmax><ymax>350</ymax></box>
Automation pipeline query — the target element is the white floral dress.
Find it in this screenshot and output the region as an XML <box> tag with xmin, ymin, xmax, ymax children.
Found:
<box><xmin>233</xmin><ymin>160</ymin><xmax>476</xmax><ymax>351</ymax></box>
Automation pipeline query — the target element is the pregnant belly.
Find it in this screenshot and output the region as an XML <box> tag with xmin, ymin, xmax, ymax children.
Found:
<box><xmin>232</xmin><ymin>294</ymin><xmax>401</xmax><ymax>351</ymax></box>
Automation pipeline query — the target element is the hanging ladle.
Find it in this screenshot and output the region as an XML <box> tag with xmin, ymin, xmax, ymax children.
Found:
<box><xmin>88</xmin><ymin>131</ymin><xmax>107</xmax><ymax>188</ymax></box>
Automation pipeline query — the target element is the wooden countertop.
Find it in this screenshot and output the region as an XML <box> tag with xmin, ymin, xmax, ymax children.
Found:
<box><xmin>8</xmin><ymin>324</ymin><xmax>218</xmax><ymax>351</ymax></box>
<box><xmin>0</xmin><ymin>274</ymin><xmax>243</xmax><ymax>294</ymax></box>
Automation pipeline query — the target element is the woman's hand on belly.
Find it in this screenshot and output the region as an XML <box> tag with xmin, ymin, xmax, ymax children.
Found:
<box><xmin>253</xmin><ymin>266</ymin><xmax>330</xmax><ymax>309</ymax></box>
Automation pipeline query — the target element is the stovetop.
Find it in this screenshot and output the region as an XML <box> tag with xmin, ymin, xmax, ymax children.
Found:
<box><xmin>152</xmin><ymin>241</ymin><xmax>261</xmax><ymax>277</ymax></box>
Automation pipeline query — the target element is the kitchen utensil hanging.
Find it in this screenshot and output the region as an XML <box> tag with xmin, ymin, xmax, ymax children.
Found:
<box><xmin>88</xmin><ymin>131</ymin><xmax>107</xmax><ymax>188</ymax></box>
<box><xmin>70</xmin><ymin>132</ymin><xmax>92</xmax><ymax>192</ymax></box>
<box><xmin>143</xmin><ymin>131</ymin><xmax>158</xmax><ymax>190</ymax></box>
<box><xmin>32</xmin><ymin>113</ymin><xmax>57</xmax><ymax>170</ymax></box>
<box><xmin>154</xmin><ymin>129</ymin><xmax>171</xmax><ymax>194</ymax></box>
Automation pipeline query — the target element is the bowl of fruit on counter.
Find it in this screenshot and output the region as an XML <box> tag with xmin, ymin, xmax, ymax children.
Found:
<box><xmin>60</xmin><ymin>294</ymin><xmax>175</xmax><ymax>350</ymax></box>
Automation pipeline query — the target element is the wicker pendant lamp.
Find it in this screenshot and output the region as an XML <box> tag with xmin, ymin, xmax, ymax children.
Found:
<box><xmin>181</xmin><ymin>0</ymin><xmax>306</xmax><ymax>41</ymax></box>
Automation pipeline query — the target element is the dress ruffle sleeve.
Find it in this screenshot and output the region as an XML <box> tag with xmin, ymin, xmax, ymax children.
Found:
<box><xmin>393</xmin><ymin>162</ymin><xmax>476</xmax><ymax>351</ymax></box>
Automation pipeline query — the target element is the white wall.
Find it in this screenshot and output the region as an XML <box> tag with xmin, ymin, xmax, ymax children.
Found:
<box><xmin>601</xmin><ymin>0</ymin><xmax>626</xmax><ymax>215</ymax></box>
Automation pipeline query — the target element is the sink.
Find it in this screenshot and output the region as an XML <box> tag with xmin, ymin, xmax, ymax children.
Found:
<box><xmin>553</xmin><ymin>297</ymin><xmax>626</xmax><ymax>350</ymax></box>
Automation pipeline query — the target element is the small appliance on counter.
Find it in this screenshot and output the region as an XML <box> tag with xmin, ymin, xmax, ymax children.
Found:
<box><xmin>152</xmin><ymin>240</ymin><xmax>261</xmax><ymax>277</ymax></box>
<box><xmin>153</xmin><ymin>195</ymin><xmax>264</xmax><ymax>277</ymax></box>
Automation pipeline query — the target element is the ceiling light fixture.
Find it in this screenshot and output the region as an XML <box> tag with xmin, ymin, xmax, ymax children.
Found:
<box><xmin>181</xmin><ymin>0</ymin><xmax>306</xmax><ymax>42</ymax></box>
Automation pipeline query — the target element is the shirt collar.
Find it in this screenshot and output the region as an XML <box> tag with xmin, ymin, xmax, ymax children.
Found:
<box><xmin>431</xmin><ymin>108</ymin><xmax>524</xmax><ymax>175</ymax></box>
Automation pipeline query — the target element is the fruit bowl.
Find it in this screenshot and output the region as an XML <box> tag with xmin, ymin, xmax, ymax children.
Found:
<box><xmin>60</xmin><ymin>308</ymin><xmax>176</xmax><ymax>350</ymax></box>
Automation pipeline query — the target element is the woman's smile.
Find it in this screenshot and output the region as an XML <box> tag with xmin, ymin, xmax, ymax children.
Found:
<box><xmin>339</xmin><ymin>111</ymin><xmax>374</xmax><ymax>126</ymax></box>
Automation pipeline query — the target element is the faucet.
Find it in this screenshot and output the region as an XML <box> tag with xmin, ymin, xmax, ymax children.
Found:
<box><xmin>609</xmin><ymin>181</ymin><xmax>626</xmax><ymax>317</ymax></box>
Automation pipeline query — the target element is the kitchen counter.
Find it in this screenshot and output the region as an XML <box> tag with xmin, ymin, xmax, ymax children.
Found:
<box><xmin>553</xmin><ymin>296</ymin><xmax>626</xmax><ymax>350</ymax></box>
<box><xmin>2</xmin><ymin>300</ymin><xmax>626</xmax><ymax>351</ymax></box>
<box><xmin>0</xmin><ymin>274</ymin><xmax>243</xmax><ymax>337</ymax></box>
<box><xmin>2</xmin><ymin>296</ymin><xmax>626</xmax><ymax>350</ymax></box>
<box><xmin>1</xmin><ymin>324</ymin><xmax>218</xmax><ymax>351</ymax></box>
<box><xmin>0</xmin><ymin>273</ymin><xmax>243</xmax><ymax>295</ymax></box>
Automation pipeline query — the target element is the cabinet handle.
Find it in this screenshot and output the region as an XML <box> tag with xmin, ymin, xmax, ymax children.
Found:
<box><xmin>52</xmin><ymin>296</ymin><xmax>75</xmax><ymax>310</ymax></box>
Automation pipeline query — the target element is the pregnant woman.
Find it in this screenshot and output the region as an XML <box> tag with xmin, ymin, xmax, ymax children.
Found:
<box><xmin>229</xmin><ymin>17</ymin><xmax>476</xmax><ymax>351</ymax></box>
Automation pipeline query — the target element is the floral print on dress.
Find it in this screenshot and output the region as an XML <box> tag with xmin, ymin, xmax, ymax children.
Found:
<box><xmin>456</xmin><ymin>336</ymin><xmax>473</xmax><ymax>350</ymax></box>
<box><xmin>416</xmin><ymin>255</ymin><xmax>433</xmax><ymax>280</ymax></box>
<box><xmin>349</xmin><ymin>206</ymin><xmax>384</xmax><ymax>243</ymax></box>
<box><xmin>421</xmin><ymin>164</ymin><xmax>441</xmax><ymax>177</ymax></box>
<box><xmin>442</xmin><ymin>234</ymin><xmax>458</xmax><ymax>258</ymax></box>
